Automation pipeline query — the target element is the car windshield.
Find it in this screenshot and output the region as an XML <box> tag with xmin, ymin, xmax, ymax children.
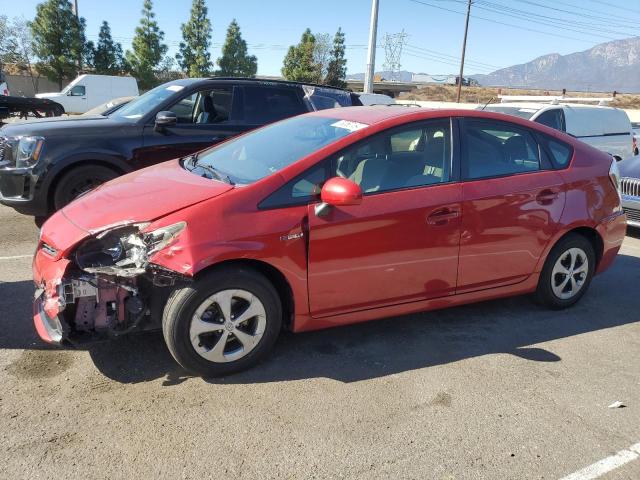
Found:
<box><xmin>111</xmin><ymin>83</ymin><xmax>184</xmax><ymax>120</ymax></box>
<box><xmin>483</xmin><ymin>106</ymin><xmax>538</xmax><ymax>120</ymax></box>
<box><xmin>187</xmin><ymin>115</ymin><xmax>367</xmax><ymax>185</ymax></box>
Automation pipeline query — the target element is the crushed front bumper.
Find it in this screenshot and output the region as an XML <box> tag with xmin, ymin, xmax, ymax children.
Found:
<box><xmin>33</xmin><ymin>293</ymin><xmax>65</xmax><ymax>345</ymax></box>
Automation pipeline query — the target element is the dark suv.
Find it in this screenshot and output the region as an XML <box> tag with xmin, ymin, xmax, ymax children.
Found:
<box><xmin>0</xmin><ymin>77</ymin><xmax>361</xmax><ymax>217</ymax></box>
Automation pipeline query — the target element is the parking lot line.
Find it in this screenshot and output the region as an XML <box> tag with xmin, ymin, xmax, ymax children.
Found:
<box><xmin>559</xmin><ymin>442</ymin><xmax>640</xmax><ymax>480</ymax></box>
<box><xmin>0</xmin><ymin>254</ymin><xmax>32</xmax><ymax>261</ymax></box>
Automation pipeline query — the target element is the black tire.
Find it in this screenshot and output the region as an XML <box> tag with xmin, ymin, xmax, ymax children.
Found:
<box><xmin>535</xmin><ymin>233</ymin><xmax>596</xmax><ymax>309</ymax></box>
<box><xmin>162</xmin><ymin>267</ymin><xmax>282</xmax><ymax>377</ymax></box>
<box><xmin>53</xmin><ymin>164</ymin><xmax>119</xmax><ymax>210</ymax></box>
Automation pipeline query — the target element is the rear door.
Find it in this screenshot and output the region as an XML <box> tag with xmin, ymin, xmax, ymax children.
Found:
<box><xmin>457</xmin><ymin>118</ymin><xmax>566</xmax><ymax>293</ymax></box>
<box><xmin>139</xmin><ymin>85</ymin><xmax>247</xmax><ymax>165</ymax></box>
<box><xmin>237</xmin><ymin>84</ymin><xmax>308</xmax><ymax>128</ymax></box>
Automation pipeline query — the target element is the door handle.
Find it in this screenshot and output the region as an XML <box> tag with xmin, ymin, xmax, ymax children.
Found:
<box><xmin>211</xmin><ymin>136</ymin><xmax>228</xmax><ymax>143</ymax></box>
<box><xmin>427</xmin><ymin>208</ymin><xmax>460</xmax><ymax>225</ymax></box>
<box><xmin>536</xmin><ymin>189</ymin><xmax>559</xmax><ymax>205</ymax></box>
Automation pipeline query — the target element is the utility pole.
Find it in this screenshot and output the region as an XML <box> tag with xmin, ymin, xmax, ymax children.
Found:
<box><xmin>364</xmin><ymin>0</ymin><xmax>379</xmax><ymax>93</ymax></box>
<box><xmin>456</xmin><ymin>0</ymin><xmax>472</xmax><ymax>103</ymax></box>
<box><xmin>72</xmin><ymin>0</ymin><xmax>82</xmax><ymax>71</ymax></box>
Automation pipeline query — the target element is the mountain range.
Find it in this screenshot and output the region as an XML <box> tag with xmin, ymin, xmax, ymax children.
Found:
<box><xmin>472</xmin><ymin>37</ymin><xmax>640</xmax><ymax>93</ymax></box>
<box><xmin>347</xmin><ymin>37</ymin><xmax>640</xmax><ymax>93</ymax></box>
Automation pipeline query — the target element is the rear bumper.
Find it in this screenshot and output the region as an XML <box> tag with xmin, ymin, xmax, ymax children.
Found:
<box><xmin>595</xmin><ymin>210</ymin><xmax>627</xmax><ymax>274</ymax></box>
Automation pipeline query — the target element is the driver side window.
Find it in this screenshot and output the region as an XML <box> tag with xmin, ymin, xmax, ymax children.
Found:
<box><xmin>336</xmin><ymin>120</ymin><xmax>452</xmax><ymax>193</ymax></box>
<box><xmin>167</xmin><ymin>87</ymin><xmax>234</xmax><ymax>124</ymax></box>
<box><xmin>69</xmin><ymin>85</ymin><xmax>85</xmax><ymax>96</ymax></box>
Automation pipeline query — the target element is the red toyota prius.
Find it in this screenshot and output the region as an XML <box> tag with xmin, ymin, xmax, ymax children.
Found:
<box><xmin>33</xmin><ymin>107</ymin><xmax>626</xmax><ymax>376</ymax></box>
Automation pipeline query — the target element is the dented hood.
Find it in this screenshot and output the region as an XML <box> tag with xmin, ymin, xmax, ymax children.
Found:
<box><xmin>61</xmin><ymin>160</ymin><xmax>234</xmax><ymax>233</ymax></box>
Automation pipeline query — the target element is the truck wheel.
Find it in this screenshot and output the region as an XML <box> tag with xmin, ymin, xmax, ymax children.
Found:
<box><xmin>50</xmin><ymin>105</ymin><xmax>65</xmax><ymax>117</ymax></box>
<box><xmin>53</xmin><ymin>165</ymin><xmax>119</xmax><ymax>210</ymax></box>
<box><xmin>162</xmin><ymin>267</ymin><xmax>282</xmax><ymax>377</ymax></box>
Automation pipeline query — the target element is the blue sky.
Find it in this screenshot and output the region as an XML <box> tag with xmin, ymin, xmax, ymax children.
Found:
<box><xmin>1</xmin><ymin>0</ymin><xmax>637</xmax><ymax>76</ymax></box>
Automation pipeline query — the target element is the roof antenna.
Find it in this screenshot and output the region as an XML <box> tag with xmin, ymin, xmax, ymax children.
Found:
<box><xmin>481</xmin><ymin>97</ymin><xmax>495</xmax><ymax>111</ymax></box>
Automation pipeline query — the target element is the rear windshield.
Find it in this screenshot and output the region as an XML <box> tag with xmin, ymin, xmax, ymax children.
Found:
<box><xmin>188</xmin><ymin>116</ymin><xmax>367</xmax><ymax>185</ymax></box>
<box><xmin>482</xmin><ymin>106</ymin><xmax>537</xmax><ymax>120</ymax></box>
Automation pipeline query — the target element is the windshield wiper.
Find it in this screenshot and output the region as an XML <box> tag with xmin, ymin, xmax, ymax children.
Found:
<box><xmin>194</xmin><ymin>162</ymin><xmax>234</xmax><ymax>185</ymax></box>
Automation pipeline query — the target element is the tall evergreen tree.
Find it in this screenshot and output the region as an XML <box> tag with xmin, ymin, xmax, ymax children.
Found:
<box><xmin>125</xmin><ymin>0</ymin><xmax>167</xmax><ymax>89</ymax></box>
<box><xmin>325</xmin><ymin>28</ymin><xmax>347</xmax><ymax>88</ymax></box>
<box><xmin>281</xmin><ymin>28</ymin><xmax>321</xmax><ymax>83</ymax></box>
<box><xmin>30</xmin><ymin>0</ymin><xmax>87</xmax><ymax>89</ymax></box>
<box><xmin>89</xmin><ymin>21</ymin><xmax>125</xmax><ymax>74</ymax></box>
<box><xmin>216</xmin><ymin>20</ymin><xmax>257</xmax><ymax>78</ymax></box>
<box><xmin>176</xmin><ymin>0</ymin><xmax>212</xmax><ymax>77</ymax></box>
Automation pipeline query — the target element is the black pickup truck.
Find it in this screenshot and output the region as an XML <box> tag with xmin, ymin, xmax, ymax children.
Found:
<box><xmin>0</xmin><ymin>77</ymin><xmax>361</xmax><ymax>218</ymax></box>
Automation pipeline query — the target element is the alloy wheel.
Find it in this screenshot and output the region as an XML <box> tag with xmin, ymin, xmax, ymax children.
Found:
<box><xmin>189</xmin><ymin>289</ymin><xmax>267</xmax><ymax>363</ymax></box>
<box><xmin>551</xmin><ymin>247</ymin><xmax>589</xmax><ymax>300</ymax></box>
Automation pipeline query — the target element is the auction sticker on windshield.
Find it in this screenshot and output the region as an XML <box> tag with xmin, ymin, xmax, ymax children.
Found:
<box><xmin>330</xmin><ymin>120</ymin><xmax>368</xmax><ymax>132</ymax></box>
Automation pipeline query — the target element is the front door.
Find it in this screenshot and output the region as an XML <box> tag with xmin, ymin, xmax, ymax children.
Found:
<box><xmin>456</xmin><ymin>118</ymin><xmax>566</xmax><ymax>293</ymax></box>
<box><xmin>139</xmin><ymin>86</ymin><xmax>249</xmax><ymax>167</ymax></box>
<box><xmin>307</xmin><ymin>119</ymin><xmax>462</xmax><ymax>317</ymax></box>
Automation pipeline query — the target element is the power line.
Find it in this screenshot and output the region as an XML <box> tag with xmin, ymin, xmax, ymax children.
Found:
<box><xmin>473</xmin><ymin>0</ymin><xmax>637</xmax><ymax>39</ymax></box>
<box><xmin>405</xmin><ymin>44</ymin><xmax>501</xmax><ymax>70</ymax></box>
<box><xmin>585</xmin><ymin>0</ymin><xmax>640</xmax><ymax>15</ymax></box>
<box><xmin>407</xmin><ymin>0</ymin><xmax>629</xmax><ymax>43</ymax></box>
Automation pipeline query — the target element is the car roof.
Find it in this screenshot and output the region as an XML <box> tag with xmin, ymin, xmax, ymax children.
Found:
<box><xmin>309</xmin><ymin>106</ymin><xmax>578</xmax><ymax>142</ymax></box>
<box><xmin>490</xmin><ymin>102</ymin><xmax>618</xmax><ymax>111</ymax></box>
<box><xmin>163</xmin><ymin>77</ymin><xmax>352</xmax><ymax>92</ymax></box>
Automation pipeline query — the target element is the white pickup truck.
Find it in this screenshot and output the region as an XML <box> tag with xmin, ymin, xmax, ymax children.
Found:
<box><xmin>36</xmin><ymin>74</ymin><xmax>139</xmax><ymax>114</ymax></box>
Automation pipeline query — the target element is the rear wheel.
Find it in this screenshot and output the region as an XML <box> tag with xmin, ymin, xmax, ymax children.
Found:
<box><xmin>53</xmin><ymin>164</ymin><xmax>119</xmax><ymax>210</ymax></box>
<box><xmin>535</xmin><ymin>234</ymin><xmax>596</xmax><ymax>309</ymax></box>
<box><xmin>162</xmin><ymin>267</ymin><xmax>282</xmax><ymax>377</ymax></box>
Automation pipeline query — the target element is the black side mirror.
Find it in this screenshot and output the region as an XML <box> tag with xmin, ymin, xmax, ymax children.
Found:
<box><xmin>155</xmin><ymin>111</ymin><xmax>177</xmax><ymax>131</ymax></box>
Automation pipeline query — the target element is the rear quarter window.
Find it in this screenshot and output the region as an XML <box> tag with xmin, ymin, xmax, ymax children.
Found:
<box><xmin>539</xmin><ymin>135</ymin><xmax>573</xmax><ymax>169</ymax></box>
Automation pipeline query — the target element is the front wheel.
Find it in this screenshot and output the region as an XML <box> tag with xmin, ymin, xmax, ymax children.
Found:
<box><xmin>53</xmin><ymin>164</ymin><xmax>119</xmax><ymax>210</ymax></box>
<box><xmin>162</xmin><ymin>267</ymin><xmax>282</xmax><ymax>377</ymax></box>
<box><xmin>535</xmin><ymin>234</ymin><xmax>596</xmax><ymax>309</ymax></box>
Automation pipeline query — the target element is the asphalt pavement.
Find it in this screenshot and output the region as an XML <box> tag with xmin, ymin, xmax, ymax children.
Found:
<box><xmin>1</xmin><ymin>204</ymin><xmax>639</xmax><ymax>479</ymax></box>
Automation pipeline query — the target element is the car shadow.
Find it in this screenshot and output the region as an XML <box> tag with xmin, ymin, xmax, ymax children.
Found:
<box><xmin>1</xmin><ymin>252</ymin><xmax>639</xmax><ymax>385</ymax></box>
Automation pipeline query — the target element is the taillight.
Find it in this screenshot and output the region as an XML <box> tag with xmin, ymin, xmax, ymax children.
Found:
<box><xmin>609</xmin><ymin>158</ymin><xmax>622</xmax><ymax>202</ymax></box>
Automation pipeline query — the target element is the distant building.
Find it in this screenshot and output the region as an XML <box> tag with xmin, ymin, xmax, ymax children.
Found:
<box><xmin>411</xmin><ymin>74</ymin><xmax>478</xmax><ymax>86</ymax></box>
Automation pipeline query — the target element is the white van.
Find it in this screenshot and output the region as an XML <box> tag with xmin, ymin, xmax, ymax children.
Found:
<box><xmin>36</xmin><ymin>74</ymin><xmax>139</xmax><ymax>114</ymax></box>
<box><xmin>484</xmin><ymin>97</ymin><xmax>637</xmax><ymax>161</ymax></box>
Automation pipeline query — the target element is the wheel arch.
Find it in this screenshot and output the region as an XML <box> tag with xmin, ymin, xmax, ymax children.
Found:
<box><xmin>550</xmin><ymin>226</ymin><xmax>604</xmax><ymax>268</ymax></box>
<box><xmin>194</xmin><ymin>259</ymin><xmax>295</xmax><ymax>331</ymax></box>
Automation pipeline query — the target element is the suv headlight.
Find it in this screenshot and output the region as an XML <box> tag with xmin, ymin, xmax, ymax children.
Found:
<box><xmin>16</xmin><ymin>136</ymin><xmax>45</xmax><ymax>168</ymax></box>
<box><xmin>74</xmin><ymin>222</ymin><xmax>186</xmax><ymax>277</ymax></box>
<box><xmin>0</xmin><ymin>136</ymin><xmax>45</xmax><ymax>169</ymax></box>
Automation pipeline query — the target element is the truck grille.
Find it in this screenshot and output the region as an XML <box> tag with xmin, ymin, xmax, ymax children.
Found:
<box><xmin>621</xmin><ymin>177</ymin><xmax>640</xmax><ymax>198</ymax></box>
<box><xmin>623</xmin><ymin>207</ymin><xmax>640</xmax><ymax>225</ymax></box>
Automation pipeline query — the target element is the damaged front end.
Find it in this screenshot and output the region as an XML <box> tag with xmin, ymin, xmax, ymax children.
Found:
<box><xmin>33</xmin><ymin>222</ymin><xmax>189</xmax><ymax>345</ymax></box>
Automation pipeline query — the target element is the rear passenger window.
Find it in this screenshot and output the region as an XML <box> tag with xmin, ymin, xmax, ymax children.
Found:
<box><xmin>462</xmin><ymin>120</ymin><xmax>541</xmax><ymax>180</ymax></box>
<box><xmin>242</xmin><ymin>86</ymin><xmax>306</xmax><ymax>124</ymax></box>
